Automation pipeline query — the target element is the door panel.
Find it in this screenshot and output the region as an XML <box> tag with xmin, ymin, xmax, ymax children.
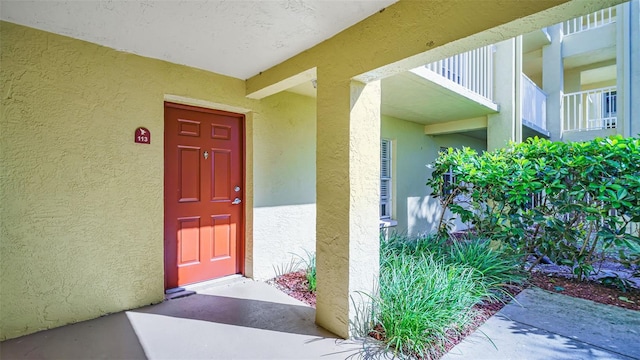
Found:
<box><xmin>178</xmin><ymin>217</ymin><xmax>201</xmax><ymax>266</ymax></box>
<box><xmin>178</xmin><ymin>146</ymin><xmax>201</xmax><ymax>202</ymax></box>
<box><xmin>211</xmin><ymin>149</ymin><xmax>231</xmax><ymax>201</ymax></box>
<box><xmin>211</xmin><ymin>215</ymin><xmax>232</xmax><ymax>260</ymax></box>
<box><xmin>165</xmin><ymin>102</ymin><xmax>244</xmax><ymax>289</ymax></box>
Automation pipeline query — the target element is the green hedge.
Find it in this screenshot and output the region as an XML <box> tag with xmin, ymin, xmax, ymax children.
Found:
<box><xmin>427</xmin><ymin>136</ymin><xmax>640</xmax><ymax>279</ymax></box>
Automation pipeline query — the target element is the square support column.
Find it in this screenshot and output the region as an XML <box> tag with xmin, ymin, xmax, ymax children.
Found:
<box><xmin>488</xmin><ymin>36</ymin><xmax>523</xmax><ymax>151</ymax></box>
<box><xmin>618</xmin><ymin>0</ymin><xmax>640</xmax><ymax>137</ymax></box>
<box><xmin>542</xmin><ymin>24</ymin><xmax>565</xmax><ymax>141</ymax></box>
<box><xmin>631</xmin><ymin>0</ymin><xmax>640</xmax><ymax>137</ymax></box>
<box><xmin>315</xmin><ymin>76</ymin><xmax>381</xmax><ymax>338</ymax></box>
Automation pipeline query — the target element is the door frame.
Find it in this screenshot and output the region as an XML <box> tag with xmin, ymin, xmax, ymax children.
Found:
<box><xmin>163</xmin><ymin>101</ymin><xmax>246</xmax><ymax>288</ymax></box>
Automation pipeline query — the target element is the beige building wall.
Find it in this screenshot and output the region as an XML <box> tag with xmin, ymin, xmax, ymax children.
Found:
<box><xmin>0</xmin><ymin>21</ymin><xmax>317</xmax><ymax>340</ymax></box>
<box><xmin>381</xmin><ymin>115</ymin><xmax>486</xmax><ymax>236</ymax></box>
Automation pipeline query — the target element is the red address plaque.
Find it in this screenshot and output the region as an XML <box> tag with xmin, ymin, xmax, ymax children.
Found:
<box><xmin>135</xmin><ymin>127</ymin><xmax>151</xmax><ymax>144</ymax></box>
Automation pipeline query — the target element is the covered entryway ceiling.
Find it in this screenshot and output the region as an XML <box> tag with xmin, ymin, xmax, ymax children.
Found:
<box><xmin>0</xmin><ymin>0</ymin><xmax>397</xmax><ymax>80</ymax></box>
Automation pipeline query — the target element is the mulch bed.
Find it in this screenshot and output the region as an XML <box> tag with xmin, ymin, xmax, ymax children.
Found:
<box><xmin>270</xmin><ymin>270</ymin><xmax>316</xmax><ymax>307</ymax></box>
<box><xmin>529</xmin><ymin>272</ymin><xmax>640</xmax><ymax>311</ymax></box>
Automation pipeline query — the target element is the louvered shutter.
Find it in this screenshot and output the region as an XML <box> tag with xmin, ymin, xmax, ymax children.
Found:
<box><xmin>380</xmin><ymin>139</ymin><xmax>392</xmax><ymax>218</ymax></box>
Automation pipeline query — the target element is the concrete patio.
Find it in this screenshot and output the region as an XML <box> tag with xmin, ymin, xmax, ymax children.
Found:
<box><xmin>0</xmin><ymin>279</ymin><xmax>364</xmax><ymax>359</ymax></box>
<box><xmin>2</xmin><ymin>279</ymin><xmax>639</xmax><ymax>359</ymax></box>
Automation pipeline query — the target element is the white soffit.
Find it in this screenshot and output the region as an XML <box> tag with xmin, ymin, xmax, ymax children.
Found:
<box><xmin>0</xmin><ymin>0</ymin><xmax>397</xmax><ymax>80</ymax></box>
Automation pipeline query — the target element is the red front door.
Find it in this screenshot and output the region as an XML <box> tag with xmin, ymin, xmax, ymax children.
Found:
<box><xmin>164</xmin><ymin>102</ymin><xmax>244</xmax><ymax>289</ymax></box>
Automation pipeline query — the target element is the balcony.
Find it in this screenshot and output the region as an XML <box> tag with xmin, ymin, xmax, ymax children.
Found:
<box><xmin>422</xmin><ymin>45</ymin><xmax>494</xmax><ymax>101</ymax></box>
<box><xmin>521</xmin><ymin>74</ymin><xmax>548</xmax><ymax>137</ymax></box>
<box><xmin>563</xmin><ymin>7</ymin><xmax>617</xmax><ymax>36</ymax></box>
<box><xmin>563</xmin><ymin>86</ymin><xmax>617</xmax><ymax>132</ymax></box>
<box><xmin>382</xmin><ymin>45</ymin><xmax>498</xmax><ymax>125</ymax></box>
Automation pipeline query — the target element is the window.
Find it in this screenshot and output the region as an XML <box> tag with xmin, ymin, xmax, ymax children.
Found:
<box><xmin>525</xmin><ymin>192</ymin><xmax>544</xmax><ymax>210</ymax></box>
<box><xmin>380</xmin><ymin>139</ymin><xmax>392</xmax><ymax>219</ymax></box>
<box><xmin>440</xmin><ymin>147</ymin><xmax>455</xmax><ymax>196</ymax></box>
<box><xmin>602</xmin><ymin>90</ymin><xmax>617</xmax><ymax>129</ymax></box>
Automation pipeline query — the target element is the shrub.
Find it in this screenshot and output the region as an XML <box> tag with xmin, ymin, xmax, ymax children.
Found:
<box><xmin>446</xmin><ymin>239</ymin><xmax>525</xmax><ymax>299</ymax></box>
<box><xmin>428</xmin><ymin>136</ymin><xmax>640</xmax><ymax>280</ymax></box>
<box><xmin>304</xmin><ymin>251</ymin><xmax>317</xmax><ymax>292</ymax></box>
<box><xmin>365</xmin><ymin>235</ymin><xmax>522</xmax><ymax>358</ymax></box>
<box><xmin>277</xmin><ymin>249</ymin><xmax>316</xmax><ymax>293</ymax></box>
<box><xmin>381</xmin><ymin>232</ymin><xmax>447</xmax><ymax>258</ymax></box>
<box><xmin>375</xmin><ymin>251</ymin><xmax>483</xmax><ymax>357</ymax></box>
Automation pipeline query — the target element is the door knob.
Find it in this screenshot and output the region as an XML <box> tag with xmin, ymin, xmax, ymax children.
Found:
<box><xmin>232</xmin><ymin>198</ymin><xmax>242</xmax><ymax>205</ymax></box>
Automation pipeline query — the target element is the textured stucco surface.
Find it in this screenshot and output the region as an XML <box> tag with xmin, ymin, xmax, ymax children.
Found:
<box><xmin>381</xmin><ymin>115</ymin><xmax>486</xmax><ymax>236</ymax></box>
<box><xmin>3</xmin><ymin>0</ymin><xmax>631</xmax><ymax>343</ymax></box>
<box><xmin>0</xmin><ymin>21</ymin><xmax>265</xmax><ymax>340</ymax></box>
<box><xmin>246</xmin><ymin>0</ymin><xmax>632</xmax><ymax>97</ymax></box>
<box><xmin>0</xmin><ymin>0</ymin><xmax>396</xmax><ymax>80</ymax></box>
<box><xmin>488</xmin><ymin>38</ymin><xmax>523</xmax><ymax>151</ymax></box>
<box><xmin>315</xmin><ymin>78</ymin><xmax>381</xmax><ymax>338</ymax></box>
<box><xmin>252</xmin><ymin>91</ymin><xmax>317</xmax><ymax>280</ymax></box>
<box><xmin>0</xmin><ymin>21</ymin><xmax>326</xmax><ymax>340</ymax></box>
<box><xmin>543</xmin><ymin>24</ymin><xmax>565</xmax><ymax>141</ymax></box>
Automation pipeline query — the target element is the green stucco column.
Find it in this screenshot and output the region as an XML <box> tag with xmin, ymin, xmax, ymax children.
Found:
<box><xmin>542</xmin><ymin>24</ymin><xmax>564</xmax><ymax>141</ymax></box>
<box><xmin>488</xmin><ymin>36</ymin><xmax>523</xmax><ymax>151</ymax></box>
<box><xmin>631</xmin><ymin>0</ymin><xmax>640</xmax><ymax>137</ymax></box>
<box><xmin>618</xmin><ymin>0</ymin><xmax>640</xmax><ymax>137</ymax></box>
<box><xmin>315</xmin><ymin>74</ymin><xmax>381</xmax><ymax>338</ymax></box>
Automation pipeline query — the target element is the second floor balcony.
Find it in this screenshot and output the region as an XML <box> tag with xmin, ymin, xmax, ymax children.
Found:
<box><xmin>422</xmin><ymin>45</ymin><xmax>494</xmax><ymax>102</ymax></box>
<box><xmin>563</xmin><ymin>86</ymin><xmax>617</xmax><ymax>133</ymax></box>
<box><xmin>382</xmin><ymin>45</ymin><xmax>498</xmax><ymax>126</ymax></box>
<box><xmin>563</xmin><ymin>7</ymin><xmax>617</xmax><ymax>36</ymax></box>
<box><xmin>522</xmin><ymin>74</ymin><xmax>549</xmax><ymax>137</ymax></box>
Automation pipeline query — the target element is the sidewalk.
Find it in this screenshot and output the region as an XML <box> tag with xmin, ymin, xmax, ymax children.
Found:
<box><xmin>442</xmin><ymin>287</ymin><xmax>640</xmax><ymax>360</ymax></box>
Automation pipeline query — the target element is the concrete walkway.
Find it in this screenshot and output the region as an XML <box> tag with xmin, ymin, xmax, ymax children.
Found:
<box><xmin>0</xmin><ymin>279</ymin><xmax>364</xmax><ymax>359</ymax></box>
<box><xmin>2</xmin><ymin>281</ymin><xmax>639</xmax><ymax>359</ymax></box>
<box><xmin>442</xmin><ymin>287</ymin><xmax>640</xmax><ymax>360</ymax></box>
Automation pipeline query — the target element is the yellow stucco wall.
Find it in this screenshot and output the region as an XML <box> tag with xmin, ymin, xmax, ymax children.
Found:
<box><xmin>0</xmin><ymin>21</ymin><xmax>284</xmax><ymax>340</ymax></box>
<box><xmin>252</xmin><ymin>91</ymin><xmax>317</xmax><ymax>279</ymax></box>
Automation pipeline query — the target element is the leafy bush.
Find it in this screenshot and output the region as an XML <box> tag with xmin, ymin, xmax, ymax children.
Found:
<box><xmin>428</xmin><ymin>136</ymin><xmax>640</xmax><ymax>280</ymax></box>
<box><xmin>598</xmin><ymin>274</ymin><xmax>635</xmax><ymax>293</ymax></box>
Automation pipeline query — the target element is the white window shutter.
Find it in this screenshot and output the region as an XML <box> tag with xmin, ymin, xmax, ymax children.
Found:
<box><xmin>380</xmin><ymin>139</ymin><xmax>392</xmax><ymax>219</ymax></box>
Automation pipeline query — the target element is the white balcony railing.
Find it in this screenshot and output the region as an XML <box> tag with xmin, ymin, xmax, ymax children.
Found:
<box><xmin>424</xmin><ymin>45</ymin><xmax>494</xmax><ymax>101</ymax></box>
<box><xmin>563</xmin><ymin>7</ymin><xmax>617</xmax><ymax>35</ymax></box>
<box><xmin>521</xmin><ymin>74</ymin><xmax>547</xmax><ymax>132</ymax></box>
<box><xmin>563</xmin><ymin>87</ymin><xmax>617</xmax><ymax>132</ymax></box>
